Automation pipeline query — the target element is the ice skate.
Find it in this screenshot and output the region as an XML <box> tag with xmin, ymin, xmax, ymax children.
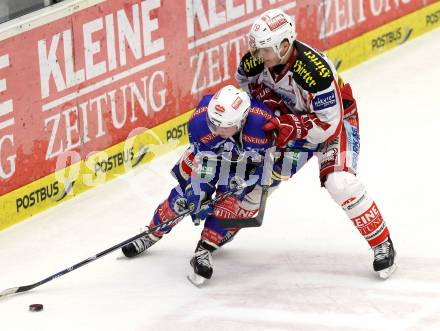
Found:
<box><xmin>187</xmin><ymin>241</ymin><xmax>214</xmax><ymax>287</ymax></box>
<box><xmin>373</xmin><ymin>236</ymin><xmax>396</xmax><ymax>279</ymax></box>
<box><xmin>121</xmin><ymin>229</ymin><xmax>161</xmax><ymax>258</ymax></box>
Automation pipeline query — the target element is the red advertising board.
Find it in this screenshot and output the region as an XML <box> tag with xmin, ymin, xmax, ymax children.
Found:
<box><xmin>305</xmin><ymin>0</ymin><xmax>439</xmax><ymax>49</ymax></box>
<box><xmin>0</xmin><ymin>0</ymin><xmax>435</xmax><ymax>196</ymax></box>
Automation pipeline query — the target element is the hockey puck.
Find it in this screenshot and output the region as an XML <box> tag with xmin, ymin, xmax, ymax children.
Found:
<box><xmin>29</xmin><ymin>304</ymin><xmax>44</xmax><ymax>312</ymax></box>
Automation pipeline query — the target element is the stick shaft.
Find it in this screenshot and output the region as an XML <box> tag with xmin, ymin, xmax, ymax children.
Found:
<box><xmin>0</xmin><ymin>188</ymin><xmax>240</xmax><ymax>298</ymax></box>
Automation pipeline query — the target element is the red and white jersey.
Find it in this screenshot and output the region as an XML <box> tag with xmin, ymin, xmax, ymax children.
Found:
<box><xmin>236</xmin><ymin>40</ymin><xmax>344</xmax><ymax>145</ymax></box>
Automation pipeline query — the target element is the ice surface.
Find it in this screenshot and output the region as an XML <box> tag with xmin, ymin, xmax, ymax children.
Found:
<box><xmin>1</xmin><ymin>28</ymin><xmax>440</xmax><ymax>331</ymax></box>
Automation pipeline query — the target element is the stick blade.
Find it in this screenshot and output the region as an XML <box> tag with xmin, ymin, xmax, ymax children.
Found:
<box><xmin>218</xmin><ymin>185</ymin><xmax>269</xmax><ymax>229</ymax></box>
<box><xmin>0</xmin><ymin>287</ymin><xmax>20</xmax><ymax>298</ymax></box>
<box><xmin>218</xmin><ymin>215</ymin><xmax>263</xmax><ymax>229</ymax></box>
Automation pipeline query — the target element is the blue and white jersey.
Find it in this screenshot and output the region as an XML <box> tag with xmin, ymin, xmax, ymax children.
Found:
<box><xmin>189</xmin><ymin>94</ymin><xmax>274</xmax><ymax>155</ymax></box>
<box><xmin>172</xmin><ymin>94</ymin><xmax>275</xmax><ymax>189</ymax></box>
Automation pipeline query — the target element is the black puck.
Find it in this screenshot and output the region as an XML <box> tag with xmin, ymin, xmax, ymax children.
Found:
<box><xmin>29</xmin><ymin>304</ymin><xmax>44</xmax><ymax>312</ymax></box>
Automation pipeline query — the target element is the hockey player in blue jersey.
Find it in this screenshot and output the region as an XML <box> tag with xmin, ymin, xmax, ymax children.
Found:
<box><xmin>121</xmin><ymin>85</ymin><xmax>276</xmax><ymax>284</ymax></box>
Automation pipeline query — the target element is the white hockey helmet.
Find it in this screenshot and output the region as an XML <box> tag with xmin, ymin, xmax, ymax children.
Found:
<box><xmin>207</xmin><ymin>85</ymin><xmax>251</xmax><ymax>130</ymax></box>
<box><xmin>249</xmin><ymin>9</ymin><xmax>296</xmax><ymax>60</ymax></box>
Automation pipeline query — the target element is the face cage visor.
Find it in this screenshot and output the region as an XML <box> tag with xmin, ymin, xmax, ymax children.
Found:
<box><xmin>250</xmin><ymin>39</ymin><xmax>292</xmax><ymax>61</ymax></box>
<box><xmin>250</xmin><ymin>41</ymin><xmax>280</xmax><ymax>60</ymax></box>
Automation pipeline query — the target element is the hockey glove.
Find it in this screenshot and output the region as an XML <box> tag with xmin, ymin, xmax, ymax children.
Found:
<box><xmin>250</xmin><ymin>83</ymin><xmax>290</xmax><ymax>114</ymax></box>
<box><xmin>184</xmin><ymin>182</ymin><xmax>215</xmax><ymax>223</ymax></box>
<box><xmin>340</xmin><ymin>83</ymin><xmax>358</xmax><ymax>118</ymax></box>
<box><xmin>262</xmin><ymin>114</ymin><xmax>313</xmax><ymax>148</ymax></box>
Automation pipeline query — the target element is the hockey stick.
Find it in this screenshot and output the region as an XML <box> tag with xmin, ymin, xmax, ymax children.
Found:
<box><xmin>218</xmin><ymin>146</ymin><xmax>307</xmax><ymax>229</ymax></box>
<box><xmin>0</xmin><ymin>183</ymin><xmax>248</xmax><ymax>299</ymax></box>
<box><xmin>218</xmin><ymin>184</ymin><xmax>270</xmax><ymax>229</ymax></box>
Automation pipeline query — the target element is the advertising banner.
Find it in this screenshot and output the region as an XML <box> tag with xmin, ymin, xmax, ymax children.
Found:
<box><xmin>1</xmin><ymin>0</ymin><xmax>439</xmax><ymax>229</ymax></box>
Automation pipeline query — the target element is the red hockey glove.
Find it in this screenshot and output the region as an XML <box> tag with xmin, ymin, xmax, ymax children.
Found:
<box><xmin>262</xmin><ymin>114</ymin><xmax>313</xmax><ymax>148</ymax></box>
<box><xmin>249</xmin><ymin>83</ymin><xmax>290</xmax><ymax>114</ymax></box>
<box><xmin>340</xmin><ymin>83</ymin><xmax>358</xmax><ymax>118</ymax></box>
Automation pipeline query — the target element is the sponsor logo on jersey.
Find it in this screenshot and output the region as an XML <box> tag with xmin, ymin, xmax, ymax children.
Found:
<box><xmin>242</xmin><ymin>56</ymin><xmax>264</xmax><ymax>74</ymax></box>
<box><xmin>262</xmin><ymin>14</ymin><xmax>288</xmax><ymax>31</ymax></box>
<box><xmin>192</xmin><ymin>106</ymin><xmax>208</xmax><ymax>118</ymax></box>
<box><xmin>348</xmin><ymin>126</ymin><xmax>360</xmax><ymax>155</ymax></box>
<box><xmin>249</xmin><ymin>107</ymin><xmax>273</xmax><ymax>121</ymax></box>
<box><xmin>293</xmin><ymin>60</ymin><xmax>317</xmax><ymax>88</ymax></box>
<box><xmin>320</xmin><ymin>146</ymin><xmax>339</xmax><ymax>170</ymax></box>
<box><xmin>200</xmin><ymin>132</ymin><xmax>217</xmax><ymax>145</ymax></box>
<box><xmin>197</xmin><ymin>163</ymin><xmax>215</xmax><ymax>178</ymax></box>
<box><xmin>303</xmin><ymin>50</ymin><xmax>332</xmax><ymax>78</ymax></box>
<box><xmin>242</xmin><ymin>134</ymin><xmax>270</xmax><ymax>146</ymax></box>
<box><xmin>181</xmin><ymin>151</ymin><xmax>196</xmax><ymax>176</ymax></box>
<box><xmin>312</xmin><ymin>91</ymin><xmax>337</xmax><ymax>111</ymax></box>
<box><xmin>275</xmin><ymin>85</ymin><xmax>297</xmax><ymax>108</ymax></box>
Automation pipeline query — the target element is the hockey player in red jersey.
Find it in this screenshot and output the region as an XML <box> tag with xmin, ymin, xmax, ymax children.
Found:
<box><xmin>121</xmin><ymin>85</ymin><xmax>276</xmax><ymax>285</ymax></box>
<box><xmin>236</xmin><ymin>9</ymin><xmax>396</xmax><ymax>278</ymax></box>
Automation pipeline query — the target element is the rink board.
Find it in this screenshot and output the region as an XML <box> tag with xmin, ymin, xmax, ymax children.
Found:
<box><xmin>326</xmin><ymin>2</ymin><xmax>440</xmax><ymax>71</ymax></box>
<box><xmin>0</xmin><ymin>110</ymin><xmax>192</xmax><ymax>230</ymax></box>
<box><xmin>1</xmin><ymin>0</ymin><xmax>440</xmax><ymax>230</ymax></box>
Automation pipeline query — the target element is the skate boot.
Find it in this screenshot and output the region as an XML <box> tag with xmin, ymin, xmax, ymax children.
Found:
<box><xmin>122</xmin><ymin>228</ymin><xmax>161</xmax><ymax>258</ymax></box>
<box><xmin>373</xmin><ymin>236</ymin><xmax>396</xmax><ymax>279</ymax></box>
<box><xmin>187</xmin><ymin>240</ymin><xmax>215</xmax><ymax>286</ymax></box>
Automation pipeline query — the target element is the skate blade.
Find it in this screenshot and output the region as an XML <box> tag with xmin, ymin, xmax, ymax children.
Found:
<box><xmin>187</xmin><ymin>271</ymin><xmax>208</xmax><ymax>287</ymax></box>
<box><xmin>378</xmin><ymin>263</ymin><xmax>397</xmax><ymax>279</ymax></box>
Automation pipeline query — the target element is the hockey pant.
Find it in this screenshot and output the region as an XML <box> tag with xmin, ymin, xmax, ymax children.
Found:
<box><xmin>273</xmin><ymin>88</ymin><xmax>390</xmax><ymax>248</ymax></box>
<box><xmin>146</xmin><ymin>184</ymin><xmax>262</xmax><ymax>249</ymax></box>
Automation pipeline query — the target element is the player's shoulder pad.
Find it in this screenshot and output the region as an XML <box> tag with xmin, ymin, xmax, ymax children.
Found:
<box><xmin>237</xmin><ymin>51</ymin><xmax>265</xmax><ymax>77</ymax></box>
<box><xmin>247</xmin><ymin>99</ymin><xmax>275</xmax><ymax>125</ymax></box>
<box><xmin>243</xmin><ymin>99</ymin><xmax>274</xmax><ymax>134</ymax></box>
<box><xmin>189</xmin><ymin>95</ymin><xmax>211</xmax><ymax>138</ymax></box>
<box><xmin>290</xmin><ymin>41</ymin><xmax>334</xmax><ymax>93</ymax></box>
<box><xmin>190</xmin><ymin>95</ymin><xmax>211</xmax><ymax>121</ymax></box>
<box><xmin>242</xmin><ymin>100</ymin><xmax>274</xmax><ymax>148</ymax></box>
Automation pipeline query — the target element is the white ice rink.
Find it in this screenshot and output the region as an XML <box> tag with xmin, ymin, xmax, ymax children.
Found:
<box><xmin>1</xmin><ymin>28</ymin><xmax>440</xmax><ymax>331</ymax></box>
